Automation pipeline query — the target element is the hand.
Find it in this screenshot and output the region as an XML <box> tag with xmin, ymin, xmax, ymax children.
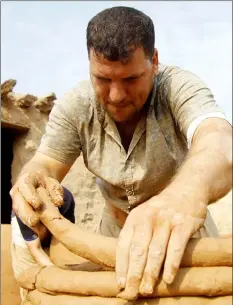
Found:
<box><xmin>115</xmin><ymin>195</ymin><xmax>207</xmax><ymax>300</ymax></box>
<box><xmin>10</xmin><ymin>172</ymin><xmax>63</xmax><ymax>228</ymax></box>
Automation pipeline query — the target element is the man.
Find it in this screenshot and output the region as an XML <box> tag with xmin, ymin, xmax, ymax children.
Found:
<box><xmin>10</xmin><ymin>6</ymin><xmax>232</xmax><ymax>300</ymax></box>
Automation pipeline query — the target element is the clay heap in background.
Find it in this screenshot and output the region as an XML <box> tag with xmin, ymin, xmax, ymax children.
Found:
<box><xmin>18</xmin><ymin>188</ymin><xmax>232</xmax><ymax>305</ymax></box>
<box><xmin>1</xmin><ymin>79</ymin><xmax>56</xmax><ymax>112</ymax></box>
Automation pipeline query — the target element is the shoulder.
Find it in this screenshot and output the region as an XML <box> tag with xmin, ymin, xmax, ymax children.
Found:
<box><xmin>157</xmin><ymin>63</ymin><xmax>203</xmax><ymax>82</ymax></box>
<box><xmin>56</xmin><ymin>79</ymin><xmax>95</xmax><ymax>110</ymax></box>
<box><xmin>157</xmin><ymin>63</ymin><xmax>208</xmax><ymax>95</ymax></box>
<box><xmin>53</xmin><ymin>80</ymin><xmax>95</xmax><ymax>123</ymax></box>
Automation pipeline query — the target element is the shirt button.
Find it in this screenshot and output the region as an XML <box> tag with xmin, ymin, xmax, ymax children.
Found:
<box><xmin>127</xmin><ymin>190</ymin><xmax>133</xmax><ymax>196</ymax></box>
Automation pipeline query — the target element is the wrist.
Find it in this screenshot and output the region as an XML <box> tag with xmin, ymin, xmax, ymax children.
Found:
<box><xmin>148</xmin><ymin>190</ymin><xmax>207</xmax><ymax>219</ymax></box>
<box><xmin>159</xmin><ymin>180</ymin><xmax>209</xmax><ymax>207</ymax></box>
<box><xmin>16</xmin><ymin>161</ymin><xmax>51</xmax><ymax>183</ymax></box>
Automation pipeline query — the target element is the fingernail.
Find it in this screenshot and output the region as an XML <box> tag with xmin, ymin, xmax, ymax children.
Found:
<box><xmin>163</xmin><ymin>273</ymin><xmax>173</xmax><ymax>284</ymax></box>
<box><xmin>145</xmin><ymin>283</ymin><xmax>153</xmax><ymax>294</ymax></box>
<box><xmin>141</xmin><ymin>282</ymin><xmax>153</xmax><ymax>294</ymax></box>
<box><xmin>117</xmin><ymin>277</ymin><xmax>126</xmax><ymax>289</ymax></box>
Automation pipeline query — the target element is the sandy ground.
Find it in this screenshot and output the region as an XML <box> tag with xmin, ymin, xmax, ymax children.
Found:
<box><xmin>1</xmin><ymin>225</ymin><xmax>21</xmax><ymax>305</ymax></box>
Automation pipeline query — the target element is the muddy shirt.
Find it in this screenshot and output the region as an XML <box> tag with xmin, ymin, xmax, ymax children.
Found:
<box><xmin>38</xmin><ymin>63</ymin><xmax>227</xmax><ymax>215</ymax></box>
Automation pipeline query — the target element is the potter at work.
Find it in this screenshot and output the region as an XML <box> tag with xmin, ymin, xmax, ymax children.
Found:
<box><xmin>10</xmin><ymin>5</ymin><xmax>232</xmax><ymax>302</ymax></box>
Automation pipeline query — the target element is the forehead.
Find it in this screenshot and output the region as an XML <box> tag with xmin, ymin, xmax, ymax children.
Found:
<box><xmin>89</xmin><ymin>48</ymin><xmax>150</xmax><ymax>78</ymax></box>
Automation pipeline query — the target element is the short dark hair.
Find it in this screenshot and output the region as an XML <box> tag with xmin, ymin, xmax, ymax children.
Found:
<box><xmin>86</xmin><ymin>6</ymin><xmax>155</xmax><ymax>63</ymax></box>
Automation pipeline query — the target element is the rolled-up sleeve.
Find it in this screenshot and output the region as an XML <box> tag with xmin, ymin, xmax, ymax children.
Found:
<box><xmin>37</xmin><ymin>90</ymin><xmax>82</xmax><ymax>164</ymax></box>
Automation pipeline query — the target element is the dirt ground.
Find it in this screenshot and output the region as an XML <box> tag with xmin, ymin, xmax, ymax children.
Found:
<box><xmin>1</xmin><ymin>225</ymin><xmax>21</xmax><ymax>305</ymax></box>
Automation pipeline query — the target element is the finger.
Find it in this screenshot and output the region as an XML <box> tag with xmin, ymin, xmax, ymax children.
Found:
<box><xmin>36</xmin><ymin>186</ymin><xmax>61</xmax><ymax>215</ymax></box>
<box><xmin>12</xmin><ymin>189</ymin><xmax>39</xmax><ymax>227</ymax></box>
<box><xmin>162</xmin><ymin>222</ymin><xmax>195</xmax><ymax>284</ymax></box>
<box><xmin>116</xmin><ymin>223</ymin><xmax>134</xmax><ymax>291</ymax></box>
<box><xmin>18</xmin><ymin>173</ymin><xmax>46</xmax><ymax>209</ymax></box>
<box><xmin>139</xmin><ymin>220</ymin><xmax>170</xmax><ymax>295</ymax></box>
<box><xmin>118</xmin><ymin>224</ymin><xmax>152</xmax><ymax>300</ymax></box>
<box><xmin>45</xmin><ymin>177</ymin><xmax>63</xmax><ymax>207</ymax></box>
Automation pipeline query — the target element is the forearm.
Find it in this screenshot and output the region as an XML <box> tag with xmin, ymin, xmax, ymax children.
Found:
<box><xmin>26</xmin><ymin>238</ymin><xmax>54</xmax><ymax>266</ymax></box>
<box><xmin>17</xmin><ymin>160</ymin><xmax>51</xmax><ymax>181</ymax></box>
<box><xmin>13</xmin><ymin>152</ymin><xmax>70</xmax><ymax>185</ymax></box>
<box><xmin>28</xmin><ymin>246</ymin><xmax>54</xmax><ymax>266</ymax></box>
<box><xmin>160</xmin><ymin>123</ymin><xmax>232</xmax><ymax>206</ymax></box>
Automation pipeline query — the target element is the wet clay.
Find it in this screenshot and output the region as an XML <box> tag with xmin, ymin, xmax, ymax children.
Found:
<box><xmin>49</xmin><ymin>238</ymin><xmax>106</xmax><ymax>271</ymax></box>
<box><xmin>49</xmin><ymin>236</ymin><xmax>232</xmax><ymax>271</ymax></box>
<box><xmin>18</xmin><ymin>188</ymin><xmax>232</xmax><ymax>304</ymax></box>
<box><xmin>36</xmin><ymin>187</ymin><xmax>116</xmax><ymax>268</ymax></box>
<box><xmin>18</xmin><ymin>265</ymin><xmax>232</xmax><ymax>298</ymax></box>
<box><xmin>25</xmin><ymin>290</ymin><xmax>129</xmax><ymax>305</ymax></box>
<box><xmin>181</xmin><ymin>237</ymin><xmax>232</xmax><ymax>267</ymax></box>
<box><xmin>36</xmin><ymin>187</ymin><xmax>232</xmax><ymax>269</ymax></box>
<box><xmin>134</xmin><ymin>295</ymin><xmax>232</xmax><ymax>305</ymax></box>
<box><xmin>17</xmin><ymin>266</ymin><xmax>44</xmax><ymax>290</ymax></box>
<box><xmin>23</xmin><ymin>290</ymin><xmax>232</xmax><ymax>305</ymax></box>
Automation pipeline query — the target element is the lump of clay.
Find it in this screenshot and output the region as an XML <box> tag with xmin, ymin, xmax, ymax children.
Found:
<box><xmin>18</xmin><ymin>265</ymin><xmax>232</xmax><ymax>299</ymax></box>
<box><xmin>1</xmin><ymin>79</ymin><xmax>17</xmax><ymax>96</ymax></box>
<box><xmin>12</xmin><ymin>93</ymin><xmax>37</xmax><ymax>108</ymax></box>
<box><xmin>34</xmin><ymin>93</ymin><xmax>56</xmax><ymax>113</ymax></box>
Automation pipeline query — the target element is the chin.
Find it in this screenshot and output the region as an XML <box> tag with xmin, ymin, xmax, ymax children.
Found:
<box><xmin>106</xmin><ymin>106</ymin><xmax>135</xmax><ymax>122</ymax></box>
<box><xmin>110</xmin><ymin>113</ymin><xmax>134</xmax><ymax>123</ymax></box>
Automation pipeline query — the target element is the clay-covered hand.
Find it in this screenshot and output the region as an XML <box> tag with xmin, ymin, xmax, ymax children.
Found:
<box><xmin>115</xmin><ymin>194</ymin><xmax>207</xmax><ymax>300</ymax></box>
<box><xmin>10</xmin><ymin>172</ymin><xmax>63</xmax><ymax>227</ymax></box>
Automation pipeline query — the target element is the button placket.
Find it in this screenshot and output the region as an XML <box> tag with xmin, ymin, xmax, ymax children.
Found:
<box><xmin>127</xmin><ymin>190</ymin><xmax>133</xmax><ymax>196</ymax></box>
<box><xmin>123</xmin><ymin>157</ymin><xmax>137</xmax><ymax>212</ymax></box>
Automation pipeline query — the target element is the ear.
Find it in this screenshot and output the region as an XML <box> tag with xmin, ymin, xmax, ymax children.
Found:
<box><xmin>152</xmin><ymin>48</ymin><xmax>159</xmax><ymax>76</ymax></box>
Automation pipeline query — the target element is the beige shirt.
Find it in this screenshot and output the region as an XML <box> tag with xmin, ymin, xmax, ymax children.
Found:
<box><xmin>38</xmin><ymin>63</ymin><xmax>227</xmax><ymax>218</ymax></box>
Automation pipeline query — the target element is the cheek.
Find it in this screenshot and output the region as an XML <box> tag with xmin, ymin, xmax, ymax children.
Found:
<box><xmin>128</xmin><ymin>86</ymin><xmax>149</xmax><ymax>109</ymax></box>
<box><xmin>138</xmin><ymin>77</ymin><xmax>154</xmax><ymax>104</ymax></box>
<box><xmin>94</xmin><ymin>84</ymin><xmax>109</xmax><ymax>101</ymax></box>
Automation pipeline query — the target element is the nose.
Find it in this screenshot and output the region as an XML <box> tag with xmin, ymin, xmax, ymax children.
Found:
<box><xmin>109</xmin><ymin>82</ymin><xmax>127</xmax><ymax>104</ymax></box>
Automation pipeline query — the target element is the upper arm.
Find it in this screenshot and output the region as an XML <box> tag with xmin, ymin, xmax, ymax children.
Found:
<box><xmin>164</xmin><ymin>66</ymin><xmax>227</xmax><ymax>145</ymax></box>
<box><xmin>37</xmin><ymin>88</ymin><xmax>82</xmax><ymax>168</ymax></box>
<box><xmin>191</xmin><ymin>117</ymin><xmax>232</xmax><ymax>160</ymax></box>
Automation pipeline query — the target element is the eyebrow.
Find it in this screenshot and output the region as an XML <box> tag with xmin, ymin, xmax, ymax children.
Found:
<box><xmin>92</xmin><ymin>74</ymin><xmax>110</xmax><ymax>79</ymax></box>
<box><xmin>123</xmin><ymin>72</ymin><xmax>144</xmax><ymax>79</ymax></box>
<box><xmin>93</xmin><ymin>72</ymin><xmax>144</xmax><ymax>79</ymax></box>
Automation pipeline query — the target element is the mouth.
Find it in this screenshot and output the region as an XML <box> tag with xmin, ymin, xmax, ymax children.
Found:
<box><xmin>107</xmin><ymin>102</ymin><xmax>131</xmax><ymax>109</ymax></box>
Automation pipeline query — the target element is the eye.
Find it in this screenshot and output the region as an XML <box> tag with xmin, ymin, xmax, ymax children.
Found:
<box><xmin>124</xmin><ymin>76</ymin><xmax>139</xmax><ymax>83</ymax></box>
<box><xmin>97</xmin><ymin>77</ymin><xmax>111</xmax><ymax>83</ymax></box>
